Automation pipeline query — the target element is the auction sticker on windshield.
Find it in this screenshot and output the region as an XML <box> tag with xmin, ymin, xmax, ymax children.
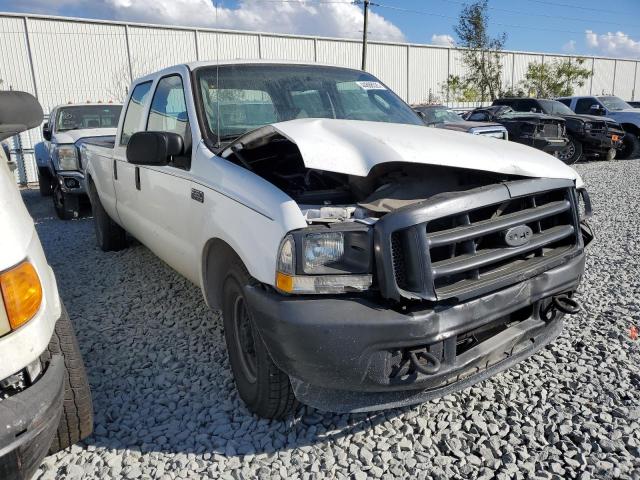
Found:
<box><xmin>356</xmin><ymin>81</ymin><xmax>386</xmax><ymax>90</ymax></box>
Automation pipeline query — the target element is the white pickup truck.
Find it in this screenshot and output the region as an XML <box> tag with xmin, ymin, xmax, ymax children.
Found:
<box><xmin>0</xmin><ymin>92</ymin><xmax>92</xmax><ymax>479</ymax></box>
<box><xmin>83</xmin><ymin>61</ymin><xmax>593</xmax><ymax>418</ymax></box>
<box><xmin>35</xmin><ymin>102</ymin><xmax>122</xmax><ymax>219</ymax></box>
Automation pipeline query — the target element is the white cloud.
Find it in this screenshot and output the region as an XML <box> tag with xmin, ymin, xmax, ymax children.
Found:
<box><xmin>431</xmin><ymin>34</ymin><xmax>455</xmax><ymax>47</ymax></box>
<box><xmin>585</xmin><ymin>30</ymin><xmax>640</xmax><ymax>58</ymax></box>
<box><xmin>562</xmin><ymin>40</ymin><xmax>576</xmax><ymax>53</ymax></box>
<box><xmin>106</xmin><ymin>0</ymin><xmax>405</xmax><ymax>42</ymax></box>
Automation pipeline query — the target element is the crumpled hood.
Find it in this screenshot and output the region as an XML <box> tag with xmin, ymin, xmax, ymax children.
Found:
<box><xmin>267</xmin><ymin>119</ymin><xmax>583</xmax><ymax>188</ymax></box>
<box><xmin>52</xmin><ymin>128</ymin><xmax>117</xmax><ymax>145</ymax></box>
<box><xmin>438</xmin><ymin>120</ymin><xmax>505</xmax><ymax>131</ymax></box>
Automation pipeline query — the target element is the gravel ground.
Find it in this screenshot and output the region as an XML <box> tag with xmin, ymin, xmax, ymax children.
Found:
<box><xmin>27</xmin><ymin>160</ymin><xmax>640</xmax><ymax>480</ymax></box>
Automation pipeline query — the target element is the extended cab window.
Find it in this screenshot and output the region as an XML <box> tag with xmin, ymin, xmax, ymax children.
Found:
<box><xmin>575</xmin><ymin>98</ymin><xmax>597</xmax><ymax>114</ymax></box>
<box><xmin>120</xmin><ymin>81</ymin><xmax>152</xmax><ymax>146</ymax></box>
<box><xmin>147</xmin><ymin>75</ymin><xmax>190</xmax><ymax>139</ymax></box>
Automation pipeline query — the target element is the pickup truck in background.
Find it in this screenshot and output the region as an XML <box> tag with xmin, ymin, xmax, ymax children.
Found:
<box><xmin>463</xmin><ymin>105</ymin><xmax>569</xmax><ymax>156</ymax></box>
<box><xmin>0</xmin><ymin>91</ymin><xmax>93</xmax><ymax>480</ymax></box>
<box><xmin>35</xmin><ymin>103</ymin><xmax>122</xmax><ymax>219</ymax></box>
<box><xmin>493</xmin><ymin>98</ymin><xmax>625</xmax><ymax>164</ymax></box>
<box><xmin>557</xmin><ymin>95</ymin><xmax>640</xmax><ymax>159</ymax></box>
<box><xmin>83</xmin><ymin>61</ymin><xmax>593</xmax><ymax>419</ymax></box>
<box><xmin>412</xmin><ymin>104</ymin><xmax>508</xmax><ymax>140</ymax></box>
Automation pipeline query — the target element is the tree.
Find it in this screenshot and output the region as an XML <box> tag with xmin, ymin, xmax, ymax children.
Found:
<box><xmin>454</xmin><ymin>0</ymin><xmax>506</xmax><ymax>101</ymax></box>
<box><xmin>520</xmin><ymin>58</ymin><xmax>592</xmax><ymax>98</ymax></box>
<box><xmin>440</xmin><ymin>75</ymin><xmax>481</xmax><ymax>102</ymax></box>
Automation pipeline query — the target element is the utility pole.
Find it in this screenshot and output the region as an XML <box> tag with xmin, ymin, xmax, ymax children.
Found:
<box><xmin>361</xmin><ymin>0</ymin><xmax>369</xmax><ymax>70</ymax></box>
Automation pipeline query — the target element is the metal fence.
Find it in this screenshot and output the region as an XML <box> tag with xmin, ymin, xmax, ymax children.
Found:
<box><xmin>2</xmin><ymin>11</ymin><xmax>639</xmax><ymax>184</ymax></box>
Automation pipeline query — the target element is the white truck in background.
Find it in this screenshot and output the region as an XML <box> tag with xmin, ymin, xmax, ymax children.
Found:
<box><xmin>0</xmin><ymin>91</ymin><xmax>93</xmax><ymax>480</ymax></box>
<box><xmin>35</xmin><ymin>103</ymin><xmax>122</xmax><ymax>219</ymax></box>
<box><xmin>83</xmin><ymin>61</ymin><xmax>593</xmax><ymax>419</ymax></box>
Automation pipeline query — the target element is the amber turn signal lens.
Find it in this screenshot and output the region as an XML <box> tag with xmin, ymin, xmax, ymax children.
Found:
<box><xmin>276</xmin><ymin>272</ymin><xmax>294</xmax><ymax>293</ymax></box>
<box><xmin>0</xmin><ymin>261</ymin><xmax>42</xmax><ymax>330</ymax></box>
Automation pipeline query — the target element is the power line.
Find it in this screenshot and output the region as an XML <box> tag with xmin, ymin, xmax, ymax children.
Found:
<box><xmin>520</xmin><ymin>0</ymin><xmax>624</xmax><ymax>15</ymax></box>
<box><xmin>427</xmin><ymin>0</ymin><xmax>640</xmax><ymax>30</ymax></box>
<box><xmin>375</xmin><ymin>3</ymin><xmax>637</xmax><ymax>39</ymax></box>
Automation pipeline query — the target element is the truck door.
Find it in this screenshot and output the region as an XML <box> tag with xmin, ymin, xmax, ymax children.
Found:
<box><xmin>127</xmin><ymin>74</ymin><xmax>198</xmax><ymax>282</ymax></box>
<box><xmin>112</xmin><ymin>81</ymin><xmax>153</xmax><ymax>241</ymax></box>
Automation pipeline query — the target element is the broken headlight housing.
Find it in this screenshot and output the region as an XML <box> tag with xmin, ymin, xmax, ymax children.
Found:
<box><xmin>275</xmin><ymin>225</ymin><xmax>373</xmax><ymax>294</ymax></box>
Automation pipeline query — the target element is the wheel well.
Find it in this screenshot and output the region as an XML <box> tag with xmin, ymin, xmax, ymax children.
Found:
<box><xmin>621</xmin><ymin>123</ymin><xmax>640</xmax><ymax>136</ymax></box>
<box><xmin>202</xmin><ymin>239</ymin><xmax>248</xmax><ymax>310</ymax></box>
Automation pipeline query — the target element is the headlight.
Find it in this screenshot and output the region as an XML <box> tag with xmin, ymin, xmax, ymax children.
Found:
<box><xmin>55</xmin><ymin>145</ymin><xmax>79</xmax><ymax>171</ymax></box>
<box><xmin>275</xmin><ymin>228</ymin><xmax>373</xmax><ymax>294</ymax></box>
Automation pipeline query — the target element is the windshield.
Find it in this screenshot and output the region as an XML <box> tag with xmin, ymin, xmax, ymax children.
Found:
<box><xmin>196</xmin><ymin>64</ymin><xmax>423</xmax><ymax>144</ymax></box>
<box><xmin>56</xmin><ymin>105</ymin><xmax>122</xmax><ymax>132</ymax></box>
<box><xmin>598</xmin><ymin>96</ymin><xmax>630</xmax><ymax>111</ymax></box>
<box><xmin>415</xmin><ymin>106</ymin><xmax>462</xmax><ymax>124</ymax></box>
<box><xmin>537</xmin><ymin>100</ymin><xmax>575</xmax><ymax>116</ymax></box>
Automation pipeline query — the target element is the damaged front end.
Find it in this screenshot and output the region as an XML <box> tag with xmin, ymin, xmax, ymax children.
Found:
<box><xmin>223</xmin><ymin>119</ymin><xmax>592</xmax><ymax>412</ymax></box>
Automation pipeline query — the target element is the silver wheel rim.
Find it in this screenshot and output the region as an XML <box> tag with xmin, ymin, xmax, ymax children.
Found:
<box><xmin>559</xmin><ymin>141</ymin><xmax>575</xmax><ymax>161</ymax></box>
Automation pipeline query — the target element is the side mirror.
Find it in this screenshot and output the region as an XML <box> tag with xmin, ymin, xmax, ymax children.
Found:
<box><xmin>590</xmin><ymin>104</ymin><xmax>605</xmax><ymax>115</ymax></box>
<box><xmin>42</xmin><ymin>122</ymin><xmax>52</xmax><ymax>141</ymax></box>
<box><xmin>126</xmin><ymin>131</ymin><xmax>184</xmax><ymax>166</ymax></box>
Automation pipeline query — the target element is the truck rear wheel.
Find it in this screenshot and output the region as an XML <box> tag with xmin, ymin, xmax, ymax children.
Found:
<box><xmin>222</xmin><ymin>262</ymin><xmax>297</xmax><ymax>419</ymax></box>
<box><xmin>38</xmin><ymin>168</ymin><xmax>53</xmax><ymax>197</ymax></box>
<box><xmin>618</xmin><ymin>132</ymin><xmax>640</xmax><ymax>160</ymax></box>
<box><xmin>53</xmin><ymin>183</ymin><xmax>79</xmax><ymax>220</ymax></box>
<box><xmin>41</xmin><ymin>304</ymin><xmax>93</xmax><ymax>454</ymax></box>
<box><xmin>557</xmin><ymin>137</ymin><xmax>582</xmax><ymax>165</ymax></box>
<box><xmin>88</xmin><ymin>180</ymin><xmax>127</xmax><ymax>251</ymax></box>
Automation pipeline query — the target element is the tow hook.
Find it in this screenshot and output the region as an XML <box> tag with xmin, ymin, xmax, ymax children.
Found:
<box><xmin>409</xmin><ymin>349</ymin><xmax>441</xmax><ymax>375</ymax></box>
<box><xmin>543</xmin><ymin>294</ymin><xmax>581</xmax><ymax>319</ymax></box>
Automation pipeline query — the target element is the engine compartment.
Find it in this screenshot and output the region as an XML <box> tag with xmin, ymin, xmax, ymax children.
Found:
<box><xmin>221</xmin><ymin>132</ymin><xmax>524</xmax><ymax>223</ymax></box>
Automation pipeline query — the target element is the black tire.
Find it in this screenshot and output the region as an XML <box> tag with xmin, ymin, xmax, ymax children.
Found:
<box><xmin>557</xmin><ymin>136</ymin><xmax>583</xmax><ymax>165</ymax></box>
<box><xmin>40</xmin><ymin>304</ymin><xmax>93</xmax><ymax>453</ymax></box>
<box><xmin>53</xmin><ymin>183</ymin><xmax>79</xmax><ymax>220</ymax></box>
<box><xmin>87</xmin><ymin>180</ymin><xmax>127</xmax><ymax>251</ymax></box>
<box><xmin>618</xmin><ymin>132</ymin><xmax>640</xmax><ymax>160</ymax></box>
<box><xmin>38</xmin><ymin>169</ymin><xmax>54</xmax><ymax>197</ymax></box>
<box><xmin>222</xmin><ymin>261</ymin><xmax>297</xmax><ymax>419</ymax></box>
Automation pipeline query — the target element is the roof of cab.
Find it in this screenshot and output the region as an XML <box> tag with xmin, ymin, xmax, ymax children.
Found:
<box><xmin>132</xmin><ymin>60</ymin><xmax>357</xmax><ymax>84</ymax></box>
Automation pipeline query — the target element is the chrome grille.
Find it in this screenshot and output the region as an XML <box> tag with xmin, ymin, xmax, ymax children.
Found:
<box><xmin>376</xmin><ymin>179</ymin><xmax>582</xmax><ymax>303</ymax></box>
<box><xmin>542</xmin><ymin>122</ymin><xmax>562</xmax><ymax>138</ymax></box>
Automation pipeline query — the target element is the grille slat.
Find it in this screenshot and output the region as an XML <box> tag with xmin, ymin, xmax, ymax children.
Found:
<box><xmin>431</xmin><ymin>225</ymin><xmax>575</xmax><ymax>279</ymax></box>
<box><xmin>428</xmin><ymin>200</ymin><xmax>570</xmax><ymax>248</ymax></box>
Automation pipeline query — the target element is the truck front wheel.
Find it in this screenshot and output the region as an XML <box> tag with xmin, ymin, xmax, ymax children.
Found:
<box><xmin>41</xmin><ymin>304</ymin><xmax>93</xmax><ymax>453</ymax></box>
<box><xmin>557</xmin><ymin>136</ymin><xmax>582</xmax><ymax>165</ymax></box>
<box><xmin>88</xmin><ymin>180</ymin><xmax>127</xmax><ymax>251</ymax></box>
<box><xmin>222</xmin><ymin>262</ymin><xmax>297</xmax><ymax>419</ymax></box>
<box><xmin>618</xmin><ymin>132</ymin><xmax>640</xmax><ymax>160</ymax></box>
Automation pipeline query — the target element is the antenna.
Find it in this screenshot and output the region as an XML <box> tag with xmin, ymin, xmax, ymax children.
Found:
<box><xmin>215</xmin><ymin>0</ymin><xmax>221</xmax><ymax>148</ymax></box>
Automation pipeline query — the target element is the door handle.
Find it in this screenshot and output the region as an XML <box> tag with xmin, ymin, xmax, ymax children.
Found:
<box><xmin>135</xmin><ymin>166</ymin><xmax>140</xmax><ymax>190</ymax></box>
<box><xmin>113</xmin><ymin>159</ymin><xmax>118</xmax><ymax>180</ymax></box>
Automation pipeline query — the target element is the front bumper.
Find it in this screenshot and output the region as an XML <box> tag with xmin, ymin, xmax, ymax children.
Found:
<box><xmin>246</xmin><ymin>253</ymin><xmax>585</xmax><ymax>413</ymax></box>
<box><xmin>0</xmin><ymin>357</ymin><xmax>64</xmax><ymax>480</ymax></box>
<box><xmin>534</xmin><ymin>137</ymin><xmax>569</xmax><ymax>153</ymax></box>
<box><xmin>580</xmin><ymin>131</ymin><xmax>624</xmax><ymax>153</ymax></box>
<box><xmin>56</xmin><ymin>171</ymin><xmax>86</xmax><ymax>195</ymax></box>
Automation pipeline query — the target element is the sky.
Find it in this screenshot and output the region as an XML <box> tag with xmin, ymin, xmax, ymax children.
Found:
<box><xmin>1</xmin><ymin>0</ymin><xmax>639</xmax><ymax>59</ymax></box>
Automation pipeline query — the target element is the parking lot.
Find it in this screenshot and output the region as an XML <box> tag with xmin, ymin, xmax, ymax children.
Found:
<box><xmin>28</xmin><ymin>160</ymin><xmax>640</xmax><ymax>480</ymax></box>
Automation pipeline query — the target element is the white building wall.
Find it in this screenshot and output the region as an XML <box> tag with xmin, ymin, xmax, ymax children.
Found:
<box><xmin>1</xmin><ymin>12</ymin><xmax>638</xmax><ymax>184</ymax></box>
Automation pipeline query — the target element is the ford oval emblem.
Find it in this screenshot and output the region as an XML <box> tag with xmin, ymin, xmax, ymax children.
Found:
<box><xmin>504</xmin><ymin>225</ymin><xmax>533</xmax><ymax>247</ymax></box>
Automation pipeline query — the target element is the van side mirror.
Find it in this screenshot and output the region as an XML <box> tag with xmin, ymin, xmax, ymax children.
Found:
<box><xmin>590</xmin><ymin>104</ymin><xmax>605</xmax><ymax>115</ymax></box>
<box><xmin>42</xmin><ymin>122</ymin><xmax>52</xmax><ymax>141</ymax></box>
<box><xmin>126</xmin><ymin>131</ymin><xmax>184</xmax><ymax>166</ymax></box>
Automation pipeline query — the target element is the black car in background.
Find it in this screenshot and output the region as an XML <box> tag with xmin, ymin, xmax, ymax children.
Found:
<box><xmin>463</xmin><ymin>105</ymin><xmax>569</xmax><ymax>158</ymax></box>
<box><xmin>413</xmin><ymin>104</ymin><xmax>509</xmax><ymax>140</ymax></box>
<box><xmin>627</xmin><ymin>101</ymin><xmax>640</xmax><ymax>109</ymax></box>
<box><xmin>494</xmin><ymin>98</ymin><xmax>625</xmax><ymax>164</ymax></box>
